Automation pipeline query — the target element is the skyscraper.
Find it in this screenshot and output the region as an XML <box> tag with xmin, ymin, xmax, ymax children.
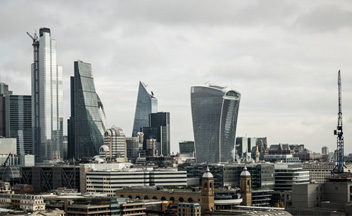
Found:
<box><xmin>150</xmin><ymin>112</ymin><xmax>170</xmax><ymax>156</ymax></box>
<box><xmin>132</xmin><ymin>81</ymin><xmax>158</xmax><ymax>137</ymax></box>
<box><xmin>191</xmin><ymin>84</ymin><xmax>240</xmax><ymax>163</ymax></box>
<box><xmin>0</xmin><ymin>82</ymin><xmax>12</xmax><ymax>137</ymax></box>
<box><xmin>28</xmin><ymin>28</ymin><xmax>63</xmax><ymax>161</ymax></box>
<box><xmin>5</xmin><ymin>95</ymin><xmax>32</xmax><ymax>155</ymax></box>
<box><xmin>68</xmin><ymin>60</ymin><xmax>106</xmax><ymax>160</ymax></box>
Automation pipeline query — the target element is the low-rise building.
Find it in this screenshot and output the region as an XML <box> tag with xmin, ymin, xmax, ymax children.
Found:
<box><xmin>274</xmin><ymin>163</ymin><xmax>309</xmax><ymax>191</ymax></box>
<box><xmin>85</xmin><ymin>168</ymin><xmax>187</xmax><ymax>196</ymax></box>
<box><xmin>0</xmin><ymin>194</ymin><xmax>45</xmax><ymax>212</ymax></box>
<box><xmin>177</xmin><ymin>203</ymin><xmax>201</xmax><ymax>216</ymax></box>
<box><xmin>288</xmin><ymin>176</ymin><xmax>352</xmax><ymax>215</ymax></box>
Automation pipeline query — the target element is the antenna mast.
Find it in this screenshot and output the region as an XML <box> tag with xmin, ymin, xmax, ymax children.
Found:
<box><xmin>333</xmin><ymin>70</ymin><xmax>345</xmax><ymax>173</ymax></box>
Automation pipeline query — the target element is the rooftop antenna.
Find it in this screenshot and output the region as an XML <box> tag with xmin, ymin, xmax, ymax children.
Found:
<box><xmin>333</xmin><ymin>70</ymin><xmax>346</xmax><ymax>173</ymax></box>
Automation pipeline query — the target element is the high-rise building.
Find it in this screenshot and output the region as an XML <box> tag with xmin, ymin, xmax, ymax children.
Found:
<box><xmin>132</xmin><ymin>81</ymin><xmax>158</xmax><ymax>137</ymax></box>
<box><xmin>191</xmin><ymin>84</ymin><xmax>240</xmax><ymax>163</ymax></box>
<box><xmin>322</xmin><ymin>146</ymin><xmax>329</xmax><ymax>155</ymax></box>
<box><xmin>28</xmin><ymin>28</ymin><xmax>63</xmax><ymax>161</ymax></box>
<box><xmin>104</xmin><ymin>126</ymin><xmax>127</xmax><ymax>162</ymax></box>
<box><xmin>5</xmin><ymin>95</ymin><xmax>32</xmax><ymax>155</ymax></box>
<box><xmin>150</xmin><ymin>112</ymin><xmax>170</xmax><ymax>156</ymax></box>
<box><xmin>0</xmin><ymin>82</ymin><xmax>12</xmax><ymax>137</ymax></box>
<box><xmin>142</xmin><ymin>112</ymin><xmax>170</xmax><ymax>156</ymax></box>
<box><xmin>68</xmin><ymin>60</ymin><xmax>106</xmax><ymax>160</ymax></box>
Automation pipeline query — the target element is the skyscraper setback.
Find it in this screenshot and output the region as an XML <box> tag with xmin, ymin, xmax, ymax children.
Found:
<box><xmin>132</xmin><ymin>81</ymin><xmax>158</xmax><ymax>136</ymax></box>
<box><xmin>191</xmin><ymin>84</ymin><xmax>240</xmax><ymax>163</ymax></box>
<box><xmin>28</xmin><ymin>28</ymin><xmax>63</xmax><ymax>161</ymax></box>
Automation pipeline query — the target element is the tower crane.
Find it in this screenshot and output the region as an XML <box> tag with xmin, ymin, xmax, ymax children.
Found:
<box><xmin>333</xmin><ymin>70</ymin><xmax>346</xmax><ymax>174</ymax></box>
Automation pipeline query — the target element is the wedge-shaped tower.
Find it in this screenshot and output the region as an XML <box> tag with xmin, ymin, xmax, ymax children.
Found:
<box><xmin>132</xmin><ymin>81</ymin><xmax>158</xmax><ymax>136</ymax></box>
<box><xmin>68</xmin><ymin>60</ymin><xmax>106</xmax><ymax>159</ymax></box>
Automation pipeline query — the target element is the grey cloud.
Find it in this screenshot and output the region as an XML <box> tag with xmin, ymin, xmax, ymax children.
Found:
<box><xmin>295</xmin><ymin>4</ymin><xmax>352</xmax><ymax>32</ymax></box>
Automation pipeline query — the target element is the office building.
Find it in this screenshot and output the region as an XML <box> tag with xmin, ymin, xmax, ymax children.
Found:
<box><xmin>191</xmin><ymin>84</ymin><xmax>240</xmax><ymax>163</ymax></box>
<box><xmin>5</xmin><ymin>95</ymin><xmax>32</xmax><ymax>155</ymax></box>
<box><xmin>85</xmin><ymin>169</ymin><xmax>187</xmax><ymax>196</ymax></box>
<box><xmin>29</xmin><ymin>27</ymin><xmax>63</xmax><ymax>161</ymax></box>
<box><xmin>21</xmin><ymin>165</ymin><xmax>80</xmax><ymax>193</ymax></box>
<box><xmin>179</xmin><ymin>141</ymin><xmax>195</xmax><ymax>155</ymax></box>
<box><xmin>289</xmin><ymin>180</ymin><xmax>352</xmax><ymax>215</ymax></box>
<box><xmin>142</xmin><ymin>112</ymin><xmax>170</xmax><ymax>156</ymax></box>
<box><xmin>68</xmin><ymin>60</ymin><xmax>107</xmax><ymax>160</ymax></box>
<box><xmin>274</xmin><ymin>163</ymin><xmax>309</xmax><ymax>191</ymax></box>
<box><xmin>150</xmin><ymin>112</ymin><xmax>170</xmax><ymax>156</ymax></box>
<box><xmin>0</xmin><ymin>82</ymin><xmax>12</xmax><ymax>137</ymax></box>
<box><xmin>132</xmin><ymin>81</ymin><xmax>158</xmax><ymax>136</ymax></box>
<box><xmin>178</xmin><ymin>163</ymin><xmax>274</xmax><ymax>189</ymax></box>
<box><xmin>236</xmin><ymin>137</ymin><xmax>248</xmax><ymax>160</ymax></box>
<box><xmin>322</xmin><ymin>146</ymin><xmax>329</xmax><ymax>155</ymax></box>
<box><xmin>104</xmin><ymin>126</ymin><xmax>127</xmax><ymax>162</ymax></box>
<box><xmin>126</xmin><ymin>133</ymin><xmax>143</xmax><ymax>161</ymax></box>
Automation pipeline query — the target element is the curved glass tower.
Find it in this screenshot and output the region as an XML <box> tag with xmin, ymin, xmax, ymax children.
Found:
<box><xmin>132</xmin><ymin>81</ymin><xmax>158</xmax><ymax>136</ymax></box>
<box><xmin>68</xmin><ymin>60</ymin><xmax>106</xmax><ymax>159</ymax></box>
<box><xmin>191</xmin><ymin>84</ymin><xmax>240</xmax><ymax>163</ymax></box>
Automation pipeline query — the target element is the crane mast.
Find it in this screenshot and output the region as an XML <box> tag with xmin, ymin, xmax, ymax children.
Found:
<box><xmin>333</xmin><ymin>70</ymin><xmax>345</xmax><ymax>173</ymax></box>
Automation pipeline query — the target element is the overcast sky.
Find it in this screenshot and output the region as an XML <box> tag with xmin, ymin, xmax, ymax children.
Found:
<box><xmin>1</xmin><ymin>0</ymin><xmax>352</xmax><ymax>154</ymax></box>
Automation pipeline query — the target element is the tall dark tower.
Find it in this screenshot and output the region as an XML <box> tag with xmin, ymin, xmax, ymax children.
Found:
<box><xmin>201</xmin><ymin>167</ymin><xmax>214</xmax><ymax>215</ymax></box>
<box><xmin>333</xmin><ymin>70</ymin><xmax>346</xmax><ymax>174</ymax></box>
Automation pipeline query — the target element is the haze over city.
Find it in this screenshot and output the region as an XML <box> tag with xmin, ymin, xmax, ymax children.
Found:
<box><xmin>1</xmin><ymin>0</ymin><xmax>352</xmax><ymax>154</ymax></box>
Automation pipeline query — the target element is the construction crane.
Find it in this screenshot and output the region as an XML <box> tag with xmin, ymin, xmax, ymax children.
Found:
<box><xmin>2</xmin><ymin>153</ymin><xmax>12</xmax><ymax>167</ymax></box>
<box><xmin>333</xmin><ymin>70</ymin><xmax>346</xmax><ymax>174</ymax></box>
<box><xmin>26</xmin><ymin>31</ymin><xmax>38</xmax><ymax>42</ymax></box>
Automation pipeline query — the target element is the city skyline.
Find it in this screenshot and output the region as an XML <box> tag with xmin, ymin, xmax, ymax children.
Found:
<box><xmin>1</xmin><ymin>1</ymin><xmax>352</xmax><ymax>154</ymax></box>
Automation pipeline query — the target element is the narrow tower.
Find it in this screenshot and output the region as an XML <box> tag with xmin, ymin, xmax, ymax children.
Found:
<box><xmin>333</xmin><ymin>70</ymin><xmax>346</xmax><ymax>174</ymax></box>
<box><xmin>28</xmin><ymin>28</ymin><xmax>63</xmax><ymax>162</ymax></box>
<box><xmin>201</xmin><ymin>166</ymin><xmax>214</xmax><ymax>214</ymax></box>
<box><xmin>240</xmin><ymin>166</ymin><xmax>252</xmax><ymax>206</ymax></box>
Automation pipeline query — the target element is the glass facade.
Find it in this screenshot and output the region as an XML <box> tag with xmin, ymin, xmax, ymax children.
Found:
<box><xmin>191</xmin><ymin>84</ymin><xmax>240</xmax><ymax>163</ymax></box>
<box><xmin>31</xmin><ymin>28</ymin><xmax>63</xmax><ymax>161</ymax></box>
<box><xmin>132</xmin><ymin>81</ymin><xmax>158</xmax><ymax>137</ymax></box>
<box><xmin>5</xmin><ymin>95</ymin><xmax>32</xmax><ymax>155</ymax></box>
<box><xmin>68</xmin><ymin>60</ymin><xmax>106</xmax><ymax>159</ymax></box>
<box><xmin>179</xmin><ymin>141</ymin><xmax>195</xmax><ymax>154</ymax></box>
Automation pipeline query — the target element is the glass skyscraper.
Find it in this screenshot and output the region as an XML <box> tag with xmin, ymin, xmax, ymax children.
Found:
<box><xmin>29</xmin><ymin>28</ymin><xmax>63</xmax><ymax>161</ymax></box>
<box><xmin>5</xmin><ymin>95</ymin><xmax>32</xmax><ymax>155</ymax></box>
<box><xmin>132</xmin><ymin>81</ymin><xmax>158</xmax><ymax>136</ymax></box>
<box><xmin>68</xmin><ymin>60</ymin><xmax>106</xmax><ymax>160</ymax></box>
<box><xmin>191</xmin><ymin>84</ymin><xmax>240</xmax><ymax>163</ymax></box>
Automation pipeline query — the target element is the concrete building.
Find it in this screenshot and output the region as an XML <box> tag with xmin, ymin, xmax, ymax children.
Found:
<box><xmin>85</xmin><ymin>169</ymin><xmax>187</xmax><ymax>196</ymax></box>
<box><xmin>293</xmin><ymin>149</ymin><xmax>322</xmax><ymax>161</ymax></box>
<box><xmin>289</xmin><ymin>179</ymin><xmax>352</xmax><ymax>215</ymax></box>
<box><xmin>274</xmin><ymin>163</ymin><xmax>309</xmax><ymax>191</ymax></box>
<box><xmin>104</xmin><ymin>126</ymin><xmax>127</xmax><ymax>162</ymax></box>
<box><xmin>179</xmin><ymin>163</ymin><xmax>275</xmax><ymax>189</ymax></box>
<box><xmin>0</xmin><ymin>138</ymin><xmax>16</xmax><ymax>155</ymax></box>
